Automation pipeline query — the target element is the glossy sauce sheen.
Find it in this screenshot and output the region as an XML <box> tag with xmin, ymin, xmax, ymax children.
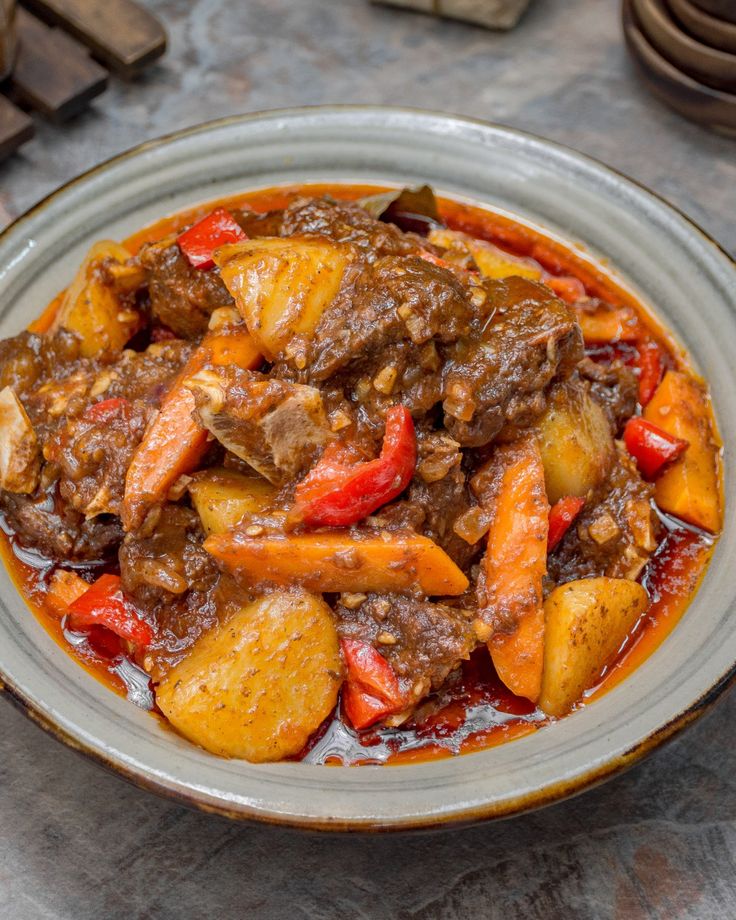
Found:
<box><xmin>0</xmin><ymin>184</ymin><xmax>717</xmax><ymax>765</ymax></box>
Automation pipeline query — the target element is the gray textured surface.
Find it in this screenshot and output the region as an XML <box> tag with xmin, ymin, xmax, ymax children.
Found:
<box><xmin>0</xmin><ymin>1</ymin><xmax>735</xmax><ymax>917</ymax></box>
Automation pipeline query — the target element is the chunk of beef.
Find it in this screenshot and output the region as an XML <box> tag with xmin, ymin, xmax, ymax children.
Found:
<box><xmin>305</xmin><ymin>254</ymin><xmax>478</xmax><ymax>384</ymax></box>
<box><xmin>187</xmin><ymin>365</ymin><xmax>333</xmax><ymax>485</ymax></box>
<box><xmin>408</xmin><ymin>438</ymin><xmax>481</xmax><ymax>571</ymax></box>
<box><xmin>35</xmin><ymin>342</ymin><xmax>192</xmax><ymax>518</ymax></box>
<box><xmin>234</xmin><ymin>208</ymin><xmax>284</xmax><ymax>238</ymax></box>
<box><xmin>120</xmin><ymin>505</ymin><xmax>220</xmax><ymax>679</ymax></box>
<box><xmin>442</xmin><ymin>276</ymin><xmax>584</xmax><ymax>447</ymax></box>
<box><xmin>137</xmin><ymin>236</ymin><xmax>234</xmax><ymax>338</ymax></box>
<box><xmin>279</xmin><ymin>197</ymin><xmax>429</xmax><ymax>259</ymax></box>
<box><xmin>335</xmin><ymin>592</ymin><xmax>477</xmax><ymax>709</ymax></box>
<box><xmin>578</xmin><ymin>355</ymin><xmax>638</xmax><ymax>434</ymax></box>
<box><xmin>546</xmin><ymin>446</ymin><xmax>661</xmax><ymax>584</ymax></box>
<box><xmin>0</xmin><ymin>330</ymin><xmax>81</xmax><ymax>405</ymax></box>
<box><xmin>0</xmin><ymin>485</ymin><xmax>122</xmax><ymax>561</ymax></box>
<box><xmin>44</xmin><ymin>401</ymin><xmax>149</xmax><ymax>518</ymax></box>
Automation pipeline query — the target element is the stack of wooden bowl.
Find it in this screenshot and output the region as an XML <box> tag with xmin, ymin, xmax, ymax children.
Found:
<box><xmin>622</xmin><ymin>0</ymin><xmax>736</xmax><ymax>134</ymax></box>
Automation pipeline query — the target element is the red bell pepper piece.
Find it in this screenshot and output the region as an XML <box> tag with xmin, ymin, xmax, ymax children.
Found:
<box><xmin>294</xmin><ymin>404</ymin><xmax>417</xmax><ymax>527</ymax></box>
<box><xmin>624</xmin><ymin>417</ymin><xmax>689</xmax><ymax>480</ymax></box>
<box><xmin>340</xmin><ymin>638</ymin><xmax>404</xmax><ymax>730</ymax></box>
<box><xmin>68</xmin><ymin>573</ymin><xmax>154</xmax><ymax>648</ymax></box>
<box><xmin>176</xmin><ymin>208</ymin><xmax>247</xmax><ymax>270</ymax></box>
<box><xmin>637</xmin><ymin>341</ymin><xmax>664</xmax><ymax>407</ymax></box>
<box><xmin>547</xmin><ymin>495</ymin><xmax>586</xmax><ymax>553</ymax></box>
<box><xmin>84</xmin><ymin>397</ymin><xmax>130</xmax><ymax>424</ymax></box>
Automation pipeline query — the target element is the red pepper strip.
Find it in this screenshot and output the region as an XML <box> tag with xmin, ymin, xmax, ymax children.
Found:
<box><xmin>340</xmin><ymin>638</ymin><xmax>404</xmax><ymax>730</ymax></box>
<box><xmin>176</xmin><ymin>207</ymin><xmax>247</xmax><ymax>270</ymax></box>
<box><xmin>637</xmin><ymin>341</ymin><xmax>664</xmax><ymax>407</ymax></box>
<box><xmin>84</xmin><ymin>397</ymin><xmax>130</xmax><ymax>424</ymax></box>
<box><xmin>294</xmin><ymin>405</ymin><xmax>417</xmax><ymax>527</ymax></box>
<box><xmin>68</xmin><ymin>574</ymin><xmax>154</xmax><ymax>648</ymax></box>
<box><xmin>341</xmin><ymin>682</ymin><xmax>396</xmax><ymax>731</ymax></box>
<box><xmin>624</xmin><ymin>417</ymin><xmax>689</xmax><ymax>480</ymax></box>
<box><xmin>547</xmin><ymin>495</ymin><xmax>586</xmax><ymax>553</ymax></box>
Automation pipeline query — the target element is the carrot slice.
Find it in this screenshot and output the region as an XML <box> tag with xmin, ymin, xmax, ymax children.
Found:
<box><xmin>204</xmin><ymin>528</ymin><xmax>469</xmax><ymax>596</ymax></box>
<box><xmin>643</xmin><ymin>371</ymin><xmax>721</xmax><ymax>532</ymax></box>
<box><xmin>122</xmin><ymin>324</ymin><xmax>261</xmax><ymax>531</ymax></box>
<box><xmin>477</xmin><ymin>434</ymin><xmax>549</xmax><ymax>702</ymax></box>
<box><xmin>45</xmin><ymin>570</ymin><xmax>89</xmax><ymax>617</ymax></box>
<box><xmin>574</xmin><ymin>304</ymin><xmax>642</xmax><ymax>344</ymax></box>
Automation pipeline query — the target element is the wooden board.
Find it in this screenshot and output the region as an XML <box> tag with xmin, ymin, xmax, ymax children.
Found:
<box><xmin>0</xmin><ymin>95</ymin><xmax>35</xmax><ymax>161</ymax></box>
<box><xmin>10</xmin><ymin>8</ymin><xmax>108</xmax><ymax>122</ymax></box>
<box><xmin>20</xmin><ymin>0</ymin><xmax>167</xmax><ymax>77</ymax></box>
<box><xmin>371</xmin><ymin>0</ymin><xmax>532</xmax><ymax>30</ymax></box>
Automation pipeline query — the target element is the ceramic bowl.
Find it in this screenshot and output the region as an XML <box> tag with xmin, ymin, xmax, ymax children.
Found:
<box><xmin>632</xmin><ymin>0</ymin><xmax>736</xmax><ymax>91</ymax></box>
<box><xmin>669</xmin><ymin>0</ymin><xmax>736</xmax><ymax>54</ymax></box>
<box><xmin>623</xmin><ymin>0</ymin><xmax>736</xmax><ymax>134</ymax></box>
<box><xmin>1</xmin><ymin>107</ymin><xmax>735</xmax><ymax>831</ymax></box>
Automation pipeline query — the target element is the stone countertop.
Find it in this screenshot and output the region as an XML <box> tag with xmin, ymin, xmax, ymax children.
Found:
<box><xmin>1</xmin><ymin>1</ymin><xmax>735</xmax><ymax>918</ymax></box>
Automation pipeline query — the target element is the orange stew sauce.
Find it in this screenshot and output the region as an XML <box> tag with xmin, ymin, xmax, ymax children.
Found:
<box><xmin>0</xmin><ymin>184</ymin><xmax>718</xmax><ymax>765</ymax></box>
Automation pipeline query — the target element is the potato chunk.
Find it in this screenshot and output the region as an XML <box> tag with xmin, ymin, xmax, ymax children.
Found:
<box><xmin>539</xmin><ymin>577</ymin><xmax>649</xmax><ymax>717</ymax></box>
<box><xmin>215</xmin><ymin>237</ymin><xmax>352</xmax><ymax>360</ymax></box>
<box><xmin>188</xmin><ymin>468</ymin><xmax>276</xmax><ymax>535</ymax></box>
<box><xmin>538</xmin><ymin>382</ymin><xmax>615</xmax><ymax>504</ymax></box>
<box><xmin>0</xmin><ymin>387</ymin><xmax>40</xmax><ymax>494</ymax></box>
<box><xmin>156</xmin><ymin>591</ymin><xmax>342</xmax><ymax>761</ymax></box>
<box><xmin>428</xmin><ymin>228</ymin><xmax>542</xmax><ymax>281</ymax></box>
<box><xmin>643</xmin><ymin>371</ymin><xmax>721</xmax><ymax>533</ymax></box>
<box><xmin>51</xmin><ymin>240</ymin><xmax>139</xmax><ymax>357</ymax></box>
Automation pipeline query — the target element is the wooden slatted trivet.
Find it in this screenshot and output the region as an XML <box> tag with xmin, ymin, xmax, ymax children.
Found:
<box><xmin>22</xmin><ymin>0</ymin><xmax>167</xmax><ymax>78</ymax></box>
<box><xmin>10</xmin><ymin>7</ymin><xmax>108</xmax><ymax>122</ymax></box>
<box><xmin>371</xmin><ymin>0</ymin><xmax>532</xmax><ymax>31</ymax></box>
<box><xmin>0</xmin><ymin>0</ymin><xmax>166</xmax><ymax>161</ymax></box>
<box><xmin>0</xmin><ymin>93</ymin><xmax>34</xmax><ymax>160</ymax></box>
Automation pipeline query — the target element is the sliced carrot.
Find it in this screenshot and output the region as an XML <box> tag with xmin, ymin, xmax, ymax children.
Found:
<box><xmin>121</xmin><ymin>324</ymin><xmax>261</xmax><ymax>531</ymax></box>
<box><xmin>45</xmin><ymin>570</ymin><xmax>89</xmax><ymax>617</ymax></box>
<box><xmin>204</xmin><ymin>528</ymin><xmax>469</xmax><ymax>596</ymax></box>
<box><xmin>643</xmin><ymin>371</ymin><xmax>721</xmax><ymax>532</ymax></box>
<box><xmin>574</xmin><ymin>304</ymin><xmax>642</xmax><ymax>344</ymax></box>
<box><xmin>477</xmin><ymin>434</ymin><xmax>549</xmax><ymax>702</ymax></box>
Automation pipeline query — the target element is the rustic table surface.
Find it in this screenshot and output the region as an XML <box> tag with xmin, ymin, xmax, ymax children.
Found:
<box><xmin>1</xmin><ymin>1</ymin><xmax>735</xmax><ymax>918</ymax></box>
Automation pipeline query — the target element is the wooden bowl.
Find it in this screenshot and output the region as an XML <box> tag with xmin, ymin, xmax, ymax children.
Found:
<box><xmin>633</xmin><ymin>0</ymin><xmax>736</xmax><ymax>91</ymax></box>
<box><xmin>623</xmin><ymin>0</ymin><xmax>736</xmax><ymax>134</ymax></box>
<box><xmin>669</xmin><ymin>0</ymin><xmax>736</xmax><ymax>54</ymax></box>
<box><xmin>690</xmin><ymin>0</ymin><xmax>736</xmax><ymax>25</ymax></box>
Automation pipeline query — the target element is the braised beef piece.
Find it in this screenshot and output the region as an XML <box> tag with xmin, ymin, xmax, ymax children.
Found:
<box><xmin>234</xmin><ymin>209</ymin><xmax>283</xmax><ymax>238</ymax></box>
<box><xmin>579</xmin><ymin>355</ymin><xmax>638</xmax><ymax>434</ymax></box>
<box><xmin>0</xmin><ymin>330</ymin><xmax>81</xmax><ymax>404</ymax></box>
<box><xmin>335</xmin><ymin>592</ymin><xmax>477</xmax><ymax>705</ymax></box>
<box><xmin>442</xmin><ymin>277</ymin><xmax>583</xmax><ymax>447</ymax></box>
<box><xmin>301</xmin><ymin>254</ymin><xmax>476</xmax><ymax>385</ymax></box>
<box><xmin>408</xmin><ymin>467</ymin><xmax>481</xmax><ymax>571</ymax></box>
<box><xmin>278</xmin><ymin>197</ymin><xmax>431</xmax><ymax>260</ymax></box>
<box><xmin>188</xmin><ymin>364</ymin><xmax>333</xmax><ymax>485</ymax></box>
<box><xmin>120</xmin><ymin>505</ymin><xmax>220</xmax><ymax>679</ymax></box>
<box><xmin>546</xmin><ymin>447</ymin><xmax>661</xmax><ymax>584</ymax></box>
<box><xmin>44</xmin><ymin>401</ymin><xmax>149</xmax><ymax>519</ymax></box>
<box><xmin>0</xmin><ymin>485</ymin><xmax>122</xmax><ymax>561</ymax></box>
<box><xmin>137</xmin><ymin>236</ymin><xmax>234</xmax><ymax>338</ymax></box>
<box><xmin>29</xmin><ymin>342</ymin><xmax>192</xmax><ymax>519</ymax></box>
